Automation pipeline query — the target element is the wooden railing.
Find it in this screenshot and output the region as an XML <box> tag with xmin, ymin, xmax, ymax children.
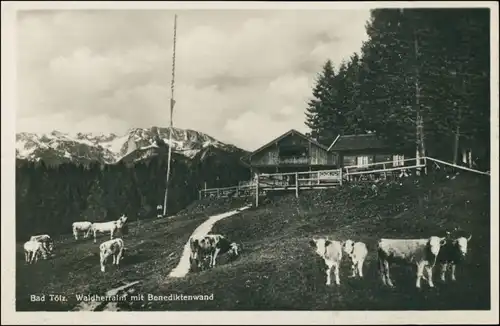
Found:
<box><xmin>259</xmin><ymin>169</ymin><xmax>343</xmax><ymax>187</ymax></box>
<box><xmin>199</xmin><ymin>183</ymin><xmax>256</xmax><ymax>200</ymax></box>
<box><xmin>343</xmin><ymin>157</ymin><xmax>426</xmax><ymax>182</ymax></box>
<box><xmin>198</xmin><ymin>156</ymin><xmax>489</xmax><ymax>204</ymax></box>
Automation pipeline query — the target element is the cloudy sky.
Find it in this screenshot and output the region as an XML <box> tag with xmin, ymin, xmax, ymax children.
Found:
<box><xmin>16</xmin><ymin>8</ymin><xmax>371</xmax><ymax>151</ymax></box>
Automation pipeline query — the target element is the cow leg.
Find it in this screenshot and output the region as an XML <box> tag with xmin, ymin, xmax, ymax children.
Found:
<box><xmin>73</xmin><ymin>229</ymin><xmax>78</xmax><ymax>240</ymax></box>
<box><xmin>325</xmin><ymin>263</ymin><xmax>333</xmax><ymax>286</ymax></box>
<box><xmin>378</xmin><ymin>258</ymin><xmax>387</xmax><ymax>285</ymax></box>
<box><xmin>94</xmin><ymin>230</ymin><xmax>97</xmax><ymax>243</ymax></box>
<box><xmin>440</xmin><ymin>263</ymin><xmax>448</xmax><ymax>282</ymax></box>
<box><xmin>110</xmin><ymin>230</ymin><xmax>114</xmax><ymax>240</ymax></box>
<box><xmin>416</xmin><ymin>262</ymin><xmax>425</xmax><ymax>288</ymax></box>
<box><xmin>349</xmin><ymin>261</ymin><xmax>356</xmax><ymax>278</ymax></box>
<box><xmin>100</xmin><ymin>251</ymin><xmax>106</xmax><ymax>272</ymax></box>
<box><xmin>383</xmin><ymin>260</ymin><xmax>394</xmax><ymax>287</ymax></box>
<box><xmin>116</xmin><ymin>249</ymin><xmax>123</xmax><ymax>266</ymax></box>
<box><xmin>357</xmin><ymin>259</ymin><xmax>365</xmax><ymax>278</ymax></box>
<box><xmin>112</xmin><ymin>254</ymin><xmax>116</xmax><ymax>265</ymax></box>
<box><xmin>333</xmin><ymin>262</ymin><xmax>341</xmax><ymax>285</ymax></box>
<box><xmin>212</xmin><ymin>248</ymin><xmax>221</xmax><ymax>267</ymax></box>
<box><xmin>451</xmin><ymin>264</ymin><xmax>457</xmax><ymax>281</ymax></box>
<box><xmin>424</xmin><ymin>265</ymin><xmax>435</xmax><ymax>287</ymax></box>
<box><xmin>206</xmin><ymin>254</ymin><xmax>213</xmax><ymax>269</ymax></box>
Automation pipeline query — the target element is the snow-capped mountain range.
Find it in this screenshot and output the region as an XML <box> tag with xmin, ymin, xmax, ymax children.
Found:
<box><xmin>16</xmin><ymin>127</ymin><xmax>244</xmax><ymax>165</ymax></box>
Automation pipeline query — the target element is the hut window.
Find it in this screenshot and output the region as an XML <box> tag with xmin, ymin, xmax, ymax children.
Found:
<box><xmin>357</xmin><ymin>156</ymin><xmax>369</xmax><ymax>167</ymax></box>
<box><xmin>393</xmin><ymin>154</ymin><xmax>405</xmax><ymax>167</ymax></box>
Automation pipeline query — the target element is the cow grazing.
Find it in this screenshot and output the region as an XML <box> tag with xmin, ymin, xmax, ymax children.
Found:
<box><xmin>342</xmin><ymin>240</ymin><xmax>368</xmax><ymax>278</ymax></box>
<box><xmin>437</xmin><ymin>230</ymin><xmax>472</xmax><ymax>282</ymax></box>
<box><xmin>99</xmin><ymin>238</ymin><xmax>125</xmax><ymax>272</ymax></box>
<box><xmin>377</xmin><ymin>236</ymin><xmax>446</xmax><ymax>289</ymax></box>
<box><xmin>189</xmin><ymin>236</ymin><xmax>207</xmax><ymax>271</ymax></box>
<box><xmin>29</xmin><ymin>234</ymin><xmax>55</xmax><ymax>257</ymax></box>
<box><xmin>72</xmin><ymin>221</ymin><xmax>93</xmax><ymax>240</ymax></box>
<box><xmin>23</xmin><ymin>240</ymin><xmax>48</xmax><ymax>264</ymax></box>
<box><xmin>190</xmin><ymin>234</ymin><xmax>241</xmax><ymax>271</ymax></box>
<box><xmin>91</xmin><ymin>215</ymin><xmax>128</xmax><ymax>243</ymax></box>
<box><xmin>309</xmin><ymin>237</ymin><xmax>343</xmax><ymax>286</ymax></box>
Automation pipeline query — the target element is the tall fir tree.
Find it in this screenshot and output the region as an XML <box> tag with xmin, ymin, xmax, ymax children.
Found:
<box><xmin>304</xmin><ymin>59</ymin><xmax>337</xmax><ymax>145</ymax></box>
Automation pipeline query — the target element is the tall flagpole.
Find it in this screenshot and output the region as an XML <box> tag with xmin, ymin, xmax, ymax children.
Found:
<box><xmin>163</xmin><ymin>14</ymin><xmax>177</xmax><ymax>217</ymax></box>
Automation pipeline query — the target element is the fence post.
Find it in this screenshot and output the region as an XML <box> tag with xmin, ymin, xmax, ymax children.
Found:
<box><xmin>295</xmin><ymin>172</ymin><xmax>299</xmax><ymax>198</ymax></box>
<box><xmin>255</xmin><ymin>174</ymin><xmax>260</xmax><ymax>207</ymax></box>
<box><xmin>317</xmin><ymin>171</ymin><xmax>320</xmax><ymax>185</ymax></box>
<box><xmin>339</xmin><ymin>168</ymin><xmax>343</xmax><ymax>186</ymax></box>
<box><xmin>383</xmin><ymin>163</ymin><xmax>387</xmax><ymax>180</ymax></box>
<box><xmin>199</xmin><ymin>190</ymin><xmax>201</xmax><ymax>200</ymax></box>
<box><xmin>217</xmin><ymin>188</ymin><xmax>220</xmax><ymax>198</ymax></box>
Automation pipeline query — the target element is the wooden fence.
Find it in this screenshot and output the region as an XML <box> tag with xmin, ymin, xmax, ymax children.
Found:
<box><xmin>197</xmin><ymin>156</ymin><xmax>489</xmax><ymax>204</ymax></box>
<box><xmin>343</xmin><ymin>157</ymin><xmax>426</xmax><ymax>182</ymax></box>
<box><xmin>199</xmin><ymin>182</ymin><xmax>256</xmax><ymax>200</ymax></box>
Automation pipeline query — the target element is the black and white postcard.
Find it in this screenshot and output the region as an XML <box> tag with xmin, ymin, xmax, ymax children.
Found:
<box><xmin>1</xmin><ymin>1</ymin><xmax>498</xmax><ymax>325</ymax></box>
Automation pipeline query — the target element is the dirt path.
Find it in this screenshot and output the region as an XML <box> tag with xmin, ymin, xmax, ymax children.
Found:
<box><xmin>168</xmin><ymin>205</ymin><xmax>251</xmax><ymax>278</ymax></box>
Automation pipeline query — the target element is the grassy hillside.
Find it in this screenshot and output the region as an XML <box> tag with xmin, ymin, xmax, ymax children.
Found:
<box><xmin>15</xmin><ymin>200</ymin><xmax>243</xmax><ymax>311</ymax></box>
<box><xmin>16</xmin><ymin>173</ymin><xmax>490</xmax><ymax>311</ymax></box>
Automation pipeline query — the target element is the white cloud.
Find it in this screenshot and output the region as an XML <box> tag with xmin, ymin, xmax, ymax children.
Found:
<box><xmin>16</xmin><ymin>9</ymin><xmax>370</xmax><ymax>150</ymax></box>
<box><xmin>224</xmin><ymin>110</ymin><xmax>308</xmax><ymax>151</ymax></box>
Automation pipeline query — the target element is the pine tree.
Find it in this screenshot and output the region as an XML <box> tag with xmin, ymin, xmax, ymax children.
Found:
<box><xmin>305</xmin><ymin>59</ymin><xmax>337</xmax><ymax>145</ymax></box>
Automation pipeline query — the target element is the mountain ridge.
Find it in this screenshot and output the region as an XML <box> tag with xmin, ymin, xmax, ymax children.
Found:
<box><xmin>16</xmin><ymin>126</ymin><xmax>247</xmax><ymax>165</ymax></box>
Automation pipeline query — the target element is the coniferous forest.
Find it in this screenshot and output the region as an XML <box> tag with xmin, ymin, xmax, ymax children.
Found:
<box><xmin>15</xmin><ymin>150</ymin><xmax>250</xmax><ymax>240</ymax></box>
<box><xmin>305</xmin><ymin>8</ymin><xmax>490</xmax><ymax>169</ymax></box>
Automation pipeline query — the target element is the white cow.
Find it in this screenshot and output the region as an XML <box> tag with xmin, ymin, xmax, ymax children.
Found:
<box><xmin>99</xmin><ymin>238</ymin><xmax>125</xmax><ymax>272</ymax></box>
<box><xmin>29</xmin><ymin>234</ymin><xmax>54</xmax><ymax>257</ymax></box>
<box><xmin>23</xmin><ymin>240</ymin><xmax>48</xmax><ymax>264</ymax></box>
<box><xmin>72</xmin><ymin>221</ymin><xmax>93</xmax><ymax>240</ymax></box>
<box><xmin>309</xmin><ymin>237</ymin><xmax>343</xmax><ymax>286</ymax></box>
<box><xmin>377</xmin><ymin>236</ymin><xmax>447</xmax><ymax>288</ymax></box>
<box><xmin>91</xmin><ymin>215</ymin><xmax>128</xmax><ymax>243</ymax></box>
<box><xmin>189</xmin><ymin>234</ymin><xmax>241</xmax><ymax>271</ymax></box>
<box><xmin>342</xmin><ymin>240</ymin><xmax>368</xmax><ymax>278</ymax></box>
<box><xmin>437</xmin><ymin>231</ymin><xmax>472</xmax><ymax>282</ymax></box>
